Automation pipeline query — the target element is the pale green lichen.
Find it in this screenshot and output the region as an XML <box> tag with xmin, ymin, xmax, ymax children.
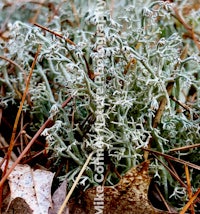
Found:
<box><xmin>0</xmin><ymin>0</ymin><xmax>200</xmax><ymax>211</ymax></box>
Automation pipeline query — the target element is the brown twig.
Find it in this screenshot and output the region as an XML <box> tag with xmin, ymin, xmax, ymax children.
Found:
<box><xmin>180</xmin><ymin>188</ymin><xmax>200</xmax><ymax>214</ymax></box>
<box><xmin>123</xmin><ymin>58</ymin><xmax>137</xmax><ymax>75</ymax></box>
<box><xmin>142</xmin><ymin>148</ymin><xmax>200</xmax><ymax>171</ymax></box>
<box><xmin>0</xmin><ymin>55</ymin><xmax>27</xmax><ymax>79</ymax></box>
<box><xmin>22</xmin><ymin>149</ymin><xmax>45</xmax><ymax>164</ymax></box>
<box><xmin>144</xmin><ymin>81</ymin><xmax>174</xmax><ymax>161</ymax></box>
<box><xmin>34</xmin><ymin>23</ymin><xmax>96</xmax><ymax>81</ymax></box>
<box><xmin>34</xmin><ymin>22</ymin><xmax>76</xmax><ymax>46</ymax></box>
<box><xmin>172</xmin><ymin>6</ymin><xmax>200</xmax><ymax>50</ymax></box>
<box><xmin>0</xmin><ymin>124</ymin><xmax>28</xmax><ymax>161</ymax></box>
<box><xmin>153</xmin><ymin>82</ymin><xmax>174</xmax><ymax>128</ymax></box>
<box><xmin>166</xmin><ymin>159</ymin><xmax>179</xmax><ymax>178</ymax></box>
<box><xmin>169</xmin><ymin>143</ymin><xmax>200</xmax><ymax>152</ymax></box>
<box><xmin>184</xmin><ymin>165</ymin><xmax>195</xmax><ymax>214</ymax></box>
<box><xmin>170</xmin><ymin>95</ymin><xmax>199</xmax><ymax>119</ymax></box>
<box><xmin>144</xmin><ymin>44</ymin><xmax>189</xmax><ymax>161</ymax></box>
<box><xmin>0</xmin><ymin>86</ymin><xmax>3</xmax><ymax>125</ymax></box>
<box><xmin>156</xmin><ymin>44</ymin><xmax>188</xmax><ymax>123</ymax></box>
<box><xmin>5</xmin><ymin>45</ymin><xmax>41</xmax><ymax>170</ymax></box>
<box><xmin>0</xmin><ymin>96</ymin><xmax>72</xmax><ymax>188</ymax></box>
<box><xmin>0</xmin><ymin>45</ymin><xmax>41</xmax><ymax>208</ymax></box>
<box><xmin>152</xmin><ymin>154</ymin><xmax>186</xmax><ymax>188</ymax></box>
<box><xmin>154</xmin><ymin>183</ymin><xmax>172</xmax><ymax>213</ymax></box>
<box><xmin>149</xmin><ymin>153</ymin><xmax>200</xmax><ymax>205</ymax></box>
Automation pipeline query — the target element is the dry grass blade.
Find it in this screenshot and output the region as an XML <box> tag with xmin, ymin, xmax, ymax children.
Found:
<box><xmin>144</xmin><ymin>82</ymin><xmax>174</xmax><ymax>160</ymax></box>
<box><xmin>166</xmin><ymin>159</ymin><xmax>180</xmax><ymax>178</ymax></box>
<box><xmin>58</xmin><ymin>152</ymin><xmax>94</xmax><ymax>214</ymax></box>
<box><xmin>144</xmin><ymin>44</ymin><xmax>189</xmax><ymax>161</ymax></box>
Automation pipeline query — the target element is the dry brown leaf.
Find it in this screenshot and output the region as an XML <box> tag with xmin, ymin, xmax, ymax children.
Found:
<box><xmin>83</xmin><ymin>161</ymin><xmax>170</xmax><ymax>214</ymax></box>
<box><xmin>4</xmin><ymin>197</ymin><xmax>33</xmax><ymax>214</ymax></box>
<box><xmin>0</xmin><ymin>157</ymin><xmax>54</xmax><ymax>214</ymax></box>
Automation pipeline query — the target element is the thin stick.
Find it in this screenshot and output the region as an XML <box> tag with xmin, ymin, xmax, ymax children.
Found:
<box><xmin>58</xmin><ymin>152</ymin><xmax>94</xmax><ymax>214</ymax></box>
<box><xmin>142</xmin><ymin>148</ymin><xmax>200</xmax><ymax>171</ymax></box>
<box><xmin>0</xmin><ymin>55</ymin><xmax>27</xmax><ymax>77</ymax></box>
<box><xmin>184</xmin><ymin>165</ymin><xmax>195</xmax><ymax>214</ymax></box>
<box><xmin>152</xmin><ymin>82</ymin><xmax>174</xmax><ymax>128</ymax></box>
<box><xmin>170</xmin><ymin>95</ymin><xmax>198</xmax><ymax>119</ymax></box>
<box><xmin>0</xmin><ymin>96</ymin><xmax>72</xmax><ymax>188</ymax></box>
<box><xmin>153</xmin><ymin>154</ymin><xmax>186</xmax><ymax>188</ymax></box>
<box><xmin>167</xmin><ymin>159</ymin><xmax>179</xmax><ymax>178</ymax></box>
<box><xmin>144</xmin><ymin>82</ymin><xmax>174</xmax><ymax>161</ymax></box>
<box><xmin>34</xmin><ymin>23</ymin><xmax>76</xmax><ymax>46</ymax></box>
<box><xmin>153</xmin><ymin>154</ymin><xmax>200</xmax><ymax>205</ymax></box>
<box><xmin>144</xmin><ymin>44</ymin><xmax>188</xmax><ymax>161</ymax></box>
<box><xmin>169</xmin><ymin>143</ymin><xmax>200</xmax><ymax>152</ymax></box>
<box><xmin>34</xmin><ymin>23</ymin><xmax>95</xmax><ymax>81</ymax></box>
<box><xmin>180</xmin><ymin>188</ymin><xmax>200</xmax><ymax>214</ymax></box>
<box><xmin>0</xmin><ymin>45</ymin><xmax>41</xmax><ymax>208</ymax></box>
<box><xmin>4</xmin><ymin>45</ymin><xmax>41</xmax><ymax>172</ymax></box>
<box><xmin>154</xmin><ymin>184</ymin><xmax>171</xmax><ymax>212</ymax></box>
<box><xmin>172</xmin><ymin>7</ymin><xmax>200</xmax><ymax>50</ymax></box>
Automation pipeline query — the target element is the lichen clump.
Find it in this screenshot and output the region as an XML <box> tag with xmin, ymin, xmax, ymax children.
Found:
<box><xmin>0</xmin><ymin>1</ymin><xmax>200</xmax><ymax>211</ymax></box>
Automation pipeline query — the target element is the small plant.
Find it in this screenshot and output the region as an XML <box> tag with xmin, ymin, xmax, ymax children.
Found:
<box><xmin>0</xmin><ymin>0</ymin><xmax>200</xmax><ymax>212</ymax></box>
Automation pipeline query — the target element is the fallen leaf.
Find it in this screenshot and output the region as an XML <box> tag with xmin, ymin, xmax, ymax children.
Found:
<box><xmin>83</xmin><ymin>161</ymin><xmax>170</xmax><ymax>214</ymax></box>
<box><xmin>49</xmin><ymin>179</ymin><xmax>68</xmax><ymax>214</ymax></box>
<box><xmin>4</xmin><ymin>197</ymin><xmax>33</xmax><ymax>214</ymax></box>
<box><xmin>0</xmin><ymin>157</ymin><xmax>54</xmax><ymax>214</ymax></box>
